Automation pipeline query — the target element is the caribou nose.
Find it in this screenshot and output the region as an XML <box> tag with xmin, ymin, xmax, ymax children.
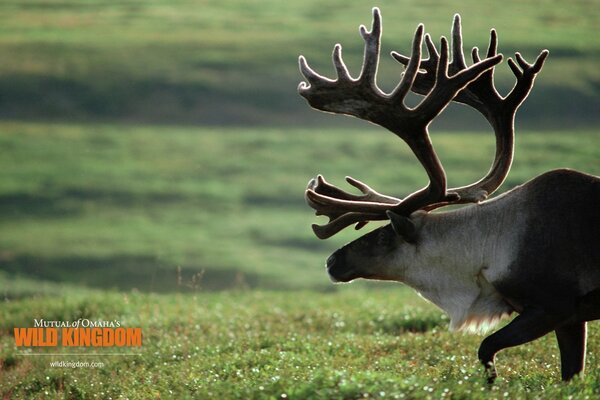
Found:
<box><xmin>326</xmin><ymin>254</ymin><xmax>336</xmax><ymax>268</ymax></box>
<box><xmin>326</xmin><ymin>251</ymin><xmax>352</xmax><ymax>283</ymax></box>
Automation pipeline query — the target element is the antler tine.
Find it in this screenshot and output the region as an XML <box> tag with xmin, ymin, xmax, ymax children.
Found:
<box><xmin>487</xmin><ymin>28</ymin><xmax>498</xmax><ymax>58</ymax></box>
<box><xmin>305</xmin><ymin>175</ymin><xmax>401</xmax><ymax>239</ymax></box>
<box><xmin>307</xmin><ymin>175</ymin><xmax>400</xmax><ymax>205</ymax></box>
<box><xmin>306</xmin><ymin>188</ymin><xmax>399</xmax><ymax>215</ymax></box>
<box><xmin>312</xmin><ymin>211</ymin><xmax>387</xmax><ymax>240</ymax></box>
<box><xmin>505</xmin><ymin>50</ymin><xmax>549</xmax><ymax>110</ymax></box>
<box><xmin>358</xmin><ymin>7</ymin><xmax>382</xmax><ymax>89</ymax></box>
<box><xmin>332</xmin><ymin>44</ymin><xmax>352</xmax><ymax>82</ymax></box>
<box><xmin>391</xmin><ymin>24</ymin><xmax>424</xmax><ymax>103</ymax></box>
<box><xmin>450</xmin><ymin>14</ymin><xmax>467</xmax><ymax>72</ymax></box>
<box><xmin>390</xmin><ymin>33</ymin><xmax>446</xmax><ymax>98</ymax></box>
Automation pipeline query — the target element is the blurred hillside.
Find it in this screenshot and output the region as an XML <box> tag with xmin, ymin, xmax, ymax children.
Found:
<box><xmin>0</xmin><ymin>0</ymin><xmax>598</xmax><ymax>128</ymax></box>
<box><xmin>1</xmin><ymin>123</ymin><xmax>598</xmax><ymax>293</ymax></box>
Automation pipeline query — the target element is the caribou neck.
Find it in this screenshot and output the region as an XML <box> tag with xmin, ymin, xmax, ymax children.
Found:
<box><xmin>397</xmin><ymin>196</ymin><xmax>527</xmax><ymax>330</ymax></box>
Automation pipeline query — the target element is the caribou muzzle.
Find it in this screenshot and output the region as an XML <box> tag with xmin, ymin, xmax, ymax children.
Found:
<box><xmin>326</xmin><ymin>251</ymin><xmax>357</xmax><ymax>283</ymax></box>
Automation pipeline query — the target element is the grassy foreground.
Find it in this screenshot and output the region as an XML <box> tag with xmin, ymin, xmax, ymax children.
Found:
<box><xmin>1</xmin><ymin>288</ymin><xmax>599</xmax><ymax>399</ymax></box>
<box><xmin>0</xmin><ymin>287</ymin><xmax>600</xmax><ymax>399</ymax></box>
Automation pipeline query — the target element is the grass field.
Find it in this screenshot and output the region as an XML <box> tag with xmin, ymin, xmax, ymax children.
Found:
<box><xmin>1</xmin><ymin>122</ymin><xmax>599</xmax><ymax>398</ymax></box>
<box><xmin>2</xmin><ymin>289</ymin><xmax>599</xmax><ymax>399</ymax></box>
<box><xmin>1</xmin><ymin>122</ymin><xmax>598</xmax><ymax>293</ymax></box>
<box><xmin>0</xmin><ymin>0</ymin><xmax>598</xmax><ymax>125</ymax></box>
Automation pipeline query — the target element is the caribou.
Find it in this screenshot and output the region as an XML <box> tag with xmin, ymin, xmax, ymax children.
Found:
<box><xmin>298</xmin><ymin>8</ymin><xmax>599</xmax><ymax>383</ymax></box>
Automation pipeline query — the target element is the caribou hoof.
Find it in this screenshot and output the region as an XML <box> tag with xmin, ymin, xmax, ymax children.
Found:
<box><xmin>484</xmin><ymin>361</ymin><xmax>498</xmax><ymax>385</ymax></box>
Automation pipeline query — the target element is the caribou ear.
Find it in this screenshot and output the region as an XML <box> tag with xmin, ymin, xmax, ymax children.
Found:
<box><xmin>386</xmin><ymin>211</ymin><xmax>417</xmax><ymax>244</ymax></box>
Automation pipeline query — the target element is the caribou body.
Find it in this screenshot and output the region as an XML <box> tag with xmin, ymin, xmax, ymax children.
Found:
<box><xmin>326</xmin><ymin>169</ymin><xmax>600</xmax><ymax>381</ymax></box>
<box><xmin>298</xmin><ymin>8</ymin><xmax>599</xmax><ymax>382</ymax></box>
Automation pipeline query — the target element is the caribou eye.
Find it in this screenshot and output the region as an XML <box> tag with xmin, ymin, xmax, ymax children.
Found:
<box><xmin>377</xmin><ymin>229</ymin><xmax>390</xmax><ymax>247</ymax></box>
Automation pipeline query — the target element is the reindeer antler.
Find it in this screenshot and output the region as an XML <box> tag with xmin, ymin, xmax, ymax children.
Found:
<box><xmin>393</xmin><ymin>14</ymin><xmax>549</xmax><ymax>205</ymax></box>
<box><xmin>299</xmin><ymin>10</ymin><xmax>548</xmax><ymax>239</ymax></box>
<box><xmin>299</xmin><ymin>8</ymin><xmax>515</xmax><ymax>239</ymax></box>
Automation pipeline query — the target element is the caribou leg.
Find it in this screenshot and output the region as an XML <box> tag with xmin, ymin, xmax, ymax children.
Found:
<box><xmin>478</xmin><ymin>309</ymin><xmax>562</xmax><ymax>384</ymax></box>
<box><xmin>555</xmin><ymin>321</ymin><xmax>587</xmax><ymax>381</ymax></box>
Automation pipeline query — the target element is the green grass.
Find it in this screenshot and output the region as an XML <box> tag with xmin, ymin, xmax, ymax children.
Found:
<box><xmin>1</xmin><ymin>288</ymin><xmax>599</xmax><ymax>399</ymax></box>
<box><xmin>0</xmin><ymin>0</ymin><xmax>597</xmax><ymax>125</ymax></box>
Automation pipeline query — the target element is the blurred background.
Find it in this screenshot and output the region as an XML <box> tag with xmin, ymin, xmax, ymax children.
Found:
<box><xmin>0</xmin><ymin>0</ymin><xmax>598</xmax><ymax>295</ymax></box>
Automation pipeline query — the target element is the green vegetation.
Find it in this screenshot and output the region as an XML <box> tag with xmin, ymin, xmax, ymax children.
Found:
<box><xmin>0</xmin><ymin>0</ymin><xmax>597</xmax><ymax>125</ymax></box>
<box><xmin>1</xmin><ymin>122</ymin><xmax>598</xmax><ymax>292</ymax></box>
<box><xmin>1</xmin><ymin>122</ymin><xmax>599</xmax><ymax>397</ymax></box>
<box><xmin>1</xmin><ymin>289</ymin><xmax>599</xmax><ymax>399</ymax></box>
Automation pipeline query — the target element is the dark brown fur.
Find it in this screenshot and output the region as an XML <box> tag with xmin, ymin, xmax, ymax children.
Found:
<box><xmin>483</xmin><ymin>169</ymin><xmax>600</xmax><ymax>381</ymax></box>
